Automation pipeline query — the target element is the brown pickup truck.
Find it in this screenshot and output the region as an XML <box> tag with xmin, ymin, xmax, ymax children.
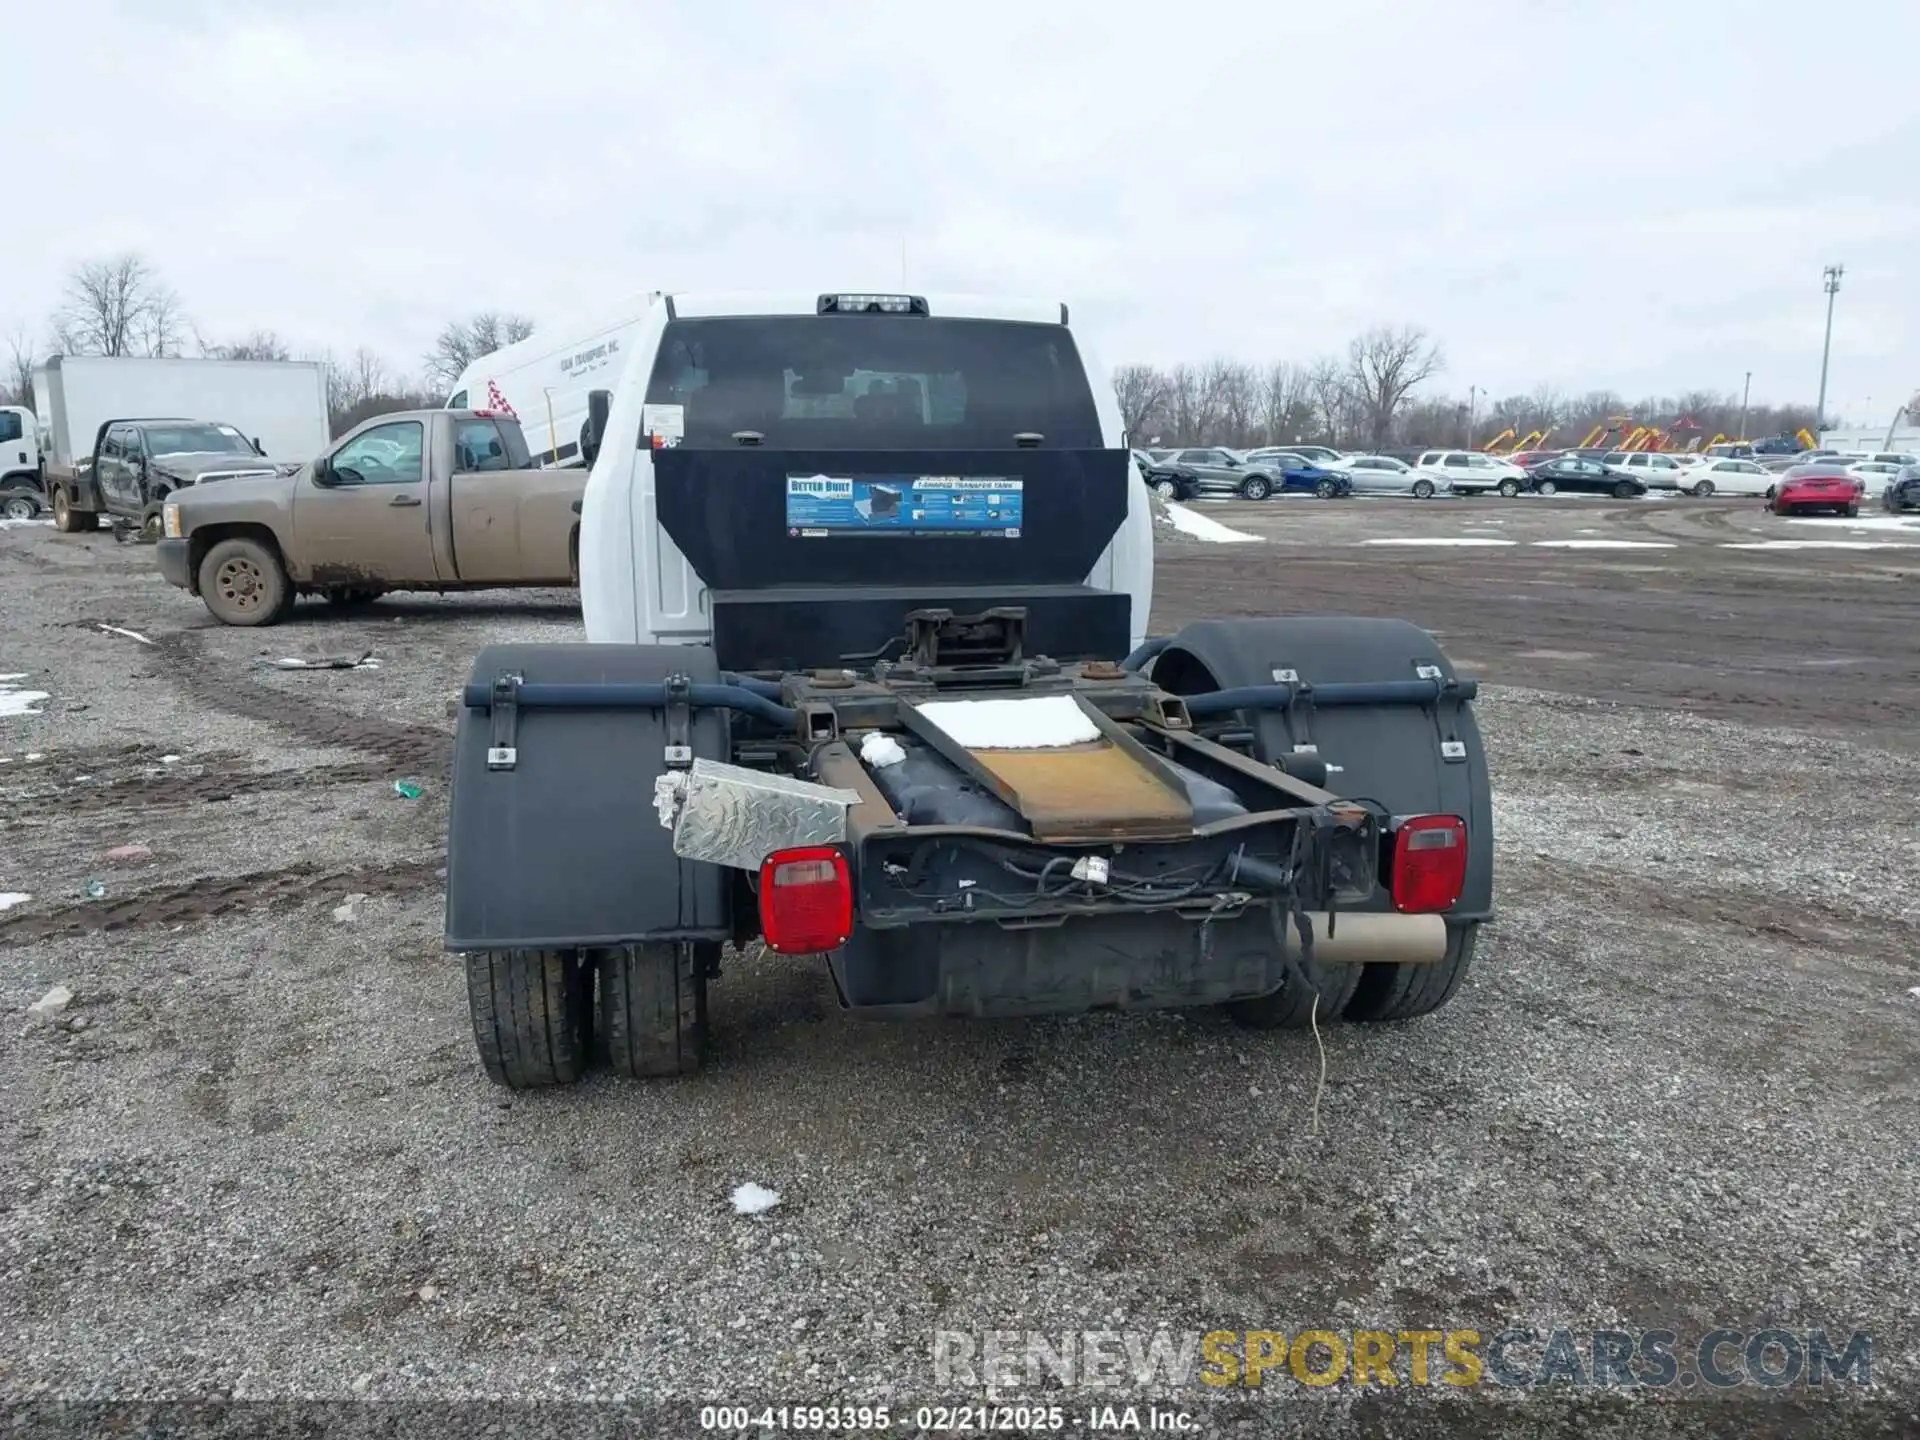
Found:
<box><xmin>156</xmin><ymin>409</ymin><xmax>585</xmax><ymax>626</ymax></box>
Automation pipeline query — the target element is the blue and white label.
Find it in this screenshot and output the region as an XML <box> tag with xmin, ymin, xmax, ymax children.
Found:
<box><xmin>785</xmin><ymin>474</ymin><xmax>1023</xmax><ymax>537</ymax></box>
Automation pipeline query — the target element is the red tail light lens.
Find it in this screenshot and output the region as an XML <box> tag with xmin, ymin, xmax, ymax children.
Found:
<box><xmin>758</xmin><ymin>846</ymin><xmax>853</xmax><ymax>954</ymax></box>
<box><xmin>1391</xmin><ymin>815</ymin><xmax>1467</xmax><ymax>913</ymax></box>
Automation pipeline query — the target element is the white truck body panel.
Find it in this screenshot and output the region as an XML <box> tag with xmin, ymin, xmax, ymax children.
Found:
<box><xmin>579</xmin><ymin>291</ymin><xmax>1155</xmax><ymax>656</ymax></box>
<box><xmin>445</xmin><ymin>293</ymin><xmax>660</xmax><ymax>467</ymax></box>
<box><xmin>32</xmin><ymin>356</ymin><xmax>330</xmax><ymax>468</ymax></box>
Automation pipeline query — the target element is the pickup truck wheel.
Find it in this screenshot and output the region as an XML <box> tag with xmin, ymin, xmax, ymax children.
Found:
<box><xmin>200</xmin><ymin>537</ymin><xmax>293</xmax><ymax>626</ymax></box>
<box><xmin>600</xmin><ymin>942</ymin><xmax>705</xmax><ymax>1077</ymax></box>
<box><xmin>465</xmin><ymin>949</ymin><xmax>593</xmax><ymax>1088</ymax></box>
<box><xmin>1344</xmin><ymin>922</ymin><xmax>1479</xmax><ymax>1023</ymax></box>
<box><xmin>1226</xmin><ymin>939</ymin><xmax>1363</xmax><ymax>1030</ymax></box>
<box><xmin>2</xmin><ymin>491</ymin><xmax>39</xmax><ymax>521</ymax></box>
<box><xmin>51</xmin><ymin>490</ymin><xmax>99</xmax><ymax>532</ymax></box>
<box><xmin>140</xmin><ymin>503</ymin><xmax>166</xmax><ymax>541</ymax></box>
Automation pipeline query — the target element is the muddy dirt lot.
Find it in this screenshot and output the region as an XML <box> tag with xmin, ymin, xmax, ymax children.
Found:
<box><xmin>2</xmin><ymin>504</ymin><xmax>1917</xmax><ymax>1438</ymax></box>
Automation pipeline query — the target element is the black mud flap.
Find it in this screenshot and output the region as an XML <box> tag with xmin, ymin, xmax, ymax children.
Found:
<box><xmin>1152</xmin><ymin>616</ymin><xmax>1494</xmax><ymax>921</ymax></box>
<box><xmin>445</xmin><ymin>643</ymin><xmax>730</xmax><ymax>951</ymax></box>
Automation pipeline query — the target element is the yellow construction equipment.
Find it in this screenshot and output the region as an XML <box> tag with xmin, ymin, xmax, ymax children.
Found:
<box><xmin>1797</xmin><ymin>426</ymin><xmax>1818</xmax><ymax>450</ymax></box>
<box><xmin>1479</xmin><ymin>427</ymin><xmax>1517</xmax><ymax>454</ymax></box>
<box><xmin>1578</xmin><ymin>414</ymin><xmax>1634</xmax><ymax>449</ymax></box>
<box><xmin>1512</xmin><ymin>427</ymin><xmax>1550</xmax><ymax>452</ymax></box>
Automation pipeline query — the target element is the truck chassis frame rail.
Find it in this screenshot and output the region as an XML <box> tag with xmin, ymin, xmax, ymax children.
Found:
<box><xmin>445</xmin><ymin>609</ymin><xmax>1494</xmax><ymax>1088</ymax></box>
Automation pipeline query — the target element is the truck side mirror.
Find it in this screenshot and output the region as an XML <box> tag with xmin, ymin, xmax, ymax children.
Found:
<box><xmin>311</xmin><ymin>457</ymin><xmax>337</xmax><ymax>486</ymax></box>
<box><xmin>252</xmin><ymin>437</ymin><xmax>264</xmax><ymax>455</ymax></box>
<box><xmin>583</xmin><ymin>389</ymin><xmax>612</xmax><ymax>465</ymax></box>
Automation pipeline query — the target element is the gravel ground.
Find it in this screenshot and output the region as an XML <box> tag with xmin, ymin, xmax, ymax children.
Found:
<box><xmin>2</xmin><ymin>516</ymin><xmax>1917</xmax><ymax>1438</ymax></box>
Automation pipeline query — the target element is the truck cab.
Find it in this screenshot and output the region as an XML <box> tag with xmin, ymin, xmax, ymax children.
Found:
<box><xmin>0</xmin><ymin>406</ymin><xmax>42</xmax><ymax>519</ymax></box>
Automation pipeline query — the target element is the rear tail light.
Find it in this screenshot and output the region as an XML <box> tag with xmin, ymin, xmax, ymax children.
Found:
<box><xmin>758</xmin><ymin>846</ymin><xmax>854</xmax><ymax>953</ymax></box>
<box><xmin>1391</xmin><ymin>815</ymin><xmax>1467</xmax><ymax>913</ymax></box>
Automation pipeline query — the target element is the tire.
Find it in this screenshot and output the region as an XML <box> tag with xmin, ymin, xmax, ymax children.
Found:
<box><xmin>1691</xmin><ymin>479</ymin><xmax>1714</xmax><ymax>498</ymax></box>
<box><xmin>198</xmin><ymin>536</ymin><xmax>293</xmax><ymax>626</ymax></box>
<box><xmin>1152</xmin><ymin>478</ymin><xmax>1177</xmax><ymax>500</ymax></box>
<box><xmin>1411</xmin><ymin>479</ymin><xmax>1435</xmax><ymax>499</ymax></box>
<box><xmin>1844</xmin><ymin>503</ymin><xmax>1859</xmax><ymax>518</ymax></box>
<box><xmin>1239</xmin><ymin>474</ymin><xmax>1272</xmax><ymax>501</ymax></box>
<box><xmin>600</xmin><ymin>942</ymin><xmax>705</xmax><ymax>1078</ymax></box>
<box><xmin>1535</xmin><ymin>479</ymin><xmax>1557</xmax><ymax>497</ymax></box>
<box><xmin>51</xmin><ymin>489</ymin><xmax>99</xmax><ymax>533</ymax></box>
<box><xmin>1345</xmin><ymin>923</ymin><xmax>1479</xmax><ymax>1023</ymax></box>
<box><xmin>1765</xmin><ymin>485</ymin><xmax>1776</xmax><ymax>501</ymax></box>
<box><xmin>1496</xmin><ymin>478</ymin><xmax>1520</xmax><ymax>498</ymax></box>
<box><xmin>1226</xmin><ymin>914</ymin><xmax>1364</xmax><ymax>1029</ymax></box>
<box><xmin>2</xmin><ymin>491</ymin><xmax>39</xmax><ymax>521</ymax></box>
<box><xmin>466</xmin><ymin>949</ymin><xmax>593</xmax><ymax>1088</ymax></box>
<box><xmin>1314</xmin><ymin>479</ymin><xmax>1337</xmax><ymax>499</ymax></box>
<box><xmin>140</xmin><ymin>502</ymin><xmax>166</xmax><ymax>541</ymax></box>
<box><xmin>1612</xmin><ymin>480</ymin><xmax>1638</xmax><ymax>499</ymax></box>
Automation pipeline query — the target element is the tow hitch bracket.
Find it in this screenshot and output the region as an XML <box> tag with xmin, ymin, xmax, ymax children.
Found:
<box><xmin>662</xmin><ymin>673</ymin><xmax>694</xmax><ymax>768</ymax></box>
<box><xmin>486</xmin><ymin>673</ymin><xmax>522</xmax><ymax>770</ymax></box>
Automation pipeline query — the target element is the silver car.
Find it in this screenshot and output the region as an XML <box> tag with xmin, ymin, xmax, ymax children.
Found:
<box><xmin>1334</xmin><ymin>454</ymin><xmax>1442</xmax><ymax>499</ymax></box>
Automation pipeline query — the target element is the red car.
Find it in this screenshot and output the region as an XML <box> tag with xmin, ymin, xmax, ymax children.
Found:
<box><xmin>1767</xmin><ymin>465</ymin><xmax>1863</xmax><ymax>517</ymax></box>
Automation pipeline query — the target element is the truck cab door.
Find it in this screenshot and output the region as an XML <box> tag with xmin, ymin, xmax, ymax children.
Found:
<box><xmin>445</xmin><ymin>417</ymin><xmax>573</xmax><ymax>583</ymax></box>
<box><xmin>96</xmin><ymin>426</ymin><xmax>130</xmax><ymax>511</ymax></box>
<box><xmin>294</xmin><ymin>419</ymin><xmax>439</xmax><ymax>584</ymax></box>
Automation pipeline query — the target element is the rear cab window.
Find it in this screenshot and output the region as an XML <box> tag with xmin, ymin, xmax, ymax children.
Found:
<box><xmin>452</xmin><ymin>417</ymin><xmax>528</xmax><ymax>472</ymax></box>
<box><xmin>643</xmin><ymin>315</ymin><xmax>1104</xmax><ymax>451</ymax></box>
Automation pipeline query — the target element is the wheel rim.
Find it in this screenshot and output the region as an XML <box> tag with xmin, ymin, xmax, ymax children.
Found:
<box><xmin>1316</xmin><ymin>481</ymin><xmax>1333</xmax><ymax>498</ymax></box>
<box><xmin>143</xmin><ymin>514</ymin><xmax>161</xmax><ymax>538</ymax></box>
<box><xmin>1247</xmin><ymin>481</ymin><xmax>1268</xmax><ymax>499</ymax></box>
<box><xmin>1539</xmin><ymin>482</ymin><xmax>1555</xmax><ymax>495</ymax></box>
<box><xmin>53</xmin><ymin>494</ymin><xmax>68</xmax><ymax>523</ymax></box>
<box><xmin>1695</xmin><ymin>482</ymin><xmax>1712</xmax><ymax>497</ymax></box>
<box><xmin>1153</xmin><ymin>479</ymin><xmax>1175</xmax><ymax>498</ymax></box>
<box><xmin>215</xmin><ymin>557</ymin><xmax>267</xmax><ymax>612</ymax></box>
<box><xmin>1500</xmin><ymin>481</ymin><xmax>1517</xmax><ymax>496</ymax></box>
<box><xmin>3</xmin><ymin>497</ymin><xmax>34</xmax><ymax>520</ymax></box>
<box><xmin>1414</xmin><ymin>481</ymin><xmax>1433</xmax><ymax>498</ymax></box>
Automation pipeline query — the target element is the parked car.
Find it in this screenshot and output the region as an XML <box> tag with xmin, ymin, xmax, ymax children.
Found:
<box><xmin>1137</xmin><ymin>455</ymin><xmax>1198</xmax><ymax>502</ymax></box>
<box><xmin>1330</xmin><ymin>454</ymin><xmax>1441</xmax><ymax>498</ymax></box>
<box><xmin>1508</xmin><ymin>448</ymin><xmax>1565</xmax><ymax>468</ymax></box>
<box><xmin>1848</xmin><ymin>460</ymin><xmax>1909</xmax><ymax>498</ymax></box>
<box><xmin>1601</xmin><ymin>451</ymin><xmax>1691</xmax><ymax>489</ymax></box>
<box><xmin>1522</xmin><ymin>454</ymin><xmax>1648</xmax><ymax>498</ymax></box>
<box><xmin>1767</xmin><ymin>465</ymin><xmax>1862</xmax><ymax>517</ymax></box>
<box><xmin>1680</xmin><ymin>457</ymin><xmax>1772</xmax><ymax>497</ymax></box>
<box><xmin>1264</xmin><ymin>453</ymin><xmax>1355</xmax><ymax>498</ymax></box>
<box><xmin>1154</xmin><ymin>446</ymin><xmax>1289</xmax><ymax>500</ymax></box>
<box><xmin>1751</xmin><ymin>435</ymin><xmax>1809</xmax><ymax>455</ymax></box>
<box><xmin>1867</xmin><ymin>452</ymin><xmax>1919</xmax><ymax>467</ymax></box>
<box><xmin>1879</xmin><ymin>465</ymin><xmax>1920</xmax><ymax>513</ymax></box>
<box><xmin>1248</xmin><ymin>444</ymin><xmax>1342</xmax><ymax>466</ymax></box>
<box><xmin>1415</xmin><ymin>449</ymin><xmax>1528</xmax><ymax>497</ymax></box>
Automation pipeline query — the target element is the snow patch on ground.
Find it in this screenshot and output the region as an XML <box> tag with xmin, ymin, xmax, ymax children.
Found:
<box><xmin>0</xmin><ymin>518</ymin><xmax>53</xmax><ymax>530</ymax></box>
<box><xmin>917</xmin><ymin>695</ymin><xmax>1101</xmax><ymax>749</ymax></box>
<box><xmin>1722</xmin><ymin>541</ymin><xmax>1920</xmax><ymax>551</ymax></box>
<box><xmin>1161</xmin><ymin>502</ymin><xmax>1262</xmax><ymax>544</ymax></box>
<box><xmin>0</xmin><ymin>674</ymin><xmax>51</xmax><ymax>718</ymax></box>
<box><xmin>730</xmin><ymin>1182</ymin><xmax>782</xmax><ymax>1216</ymax></box>
<box><xmin>1361</xmin><ymin>537</ymin><xmax>1518</xmax><ymax>547</ymax></box>
<box><xmin>1785</xmin><ymin>515</ymin><xmax>1920</xmax><ymax>534</ymax></box>
<box><xmin>1531</xmin><ymin>539</ymin><xmax>1678</xmax><ymax>550</ymax></box>
<box><xmin>0</xmin><ymin>892</ymin><xmax>30</xmax><ymax>911</ymax></box>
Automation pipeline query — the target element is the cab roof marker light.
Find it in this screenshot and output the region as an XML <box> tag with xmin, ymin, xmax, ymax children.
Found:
<box><xmin>817</xmin><ymin>294</ymin><xmax>929</xmax><ymax>315</ymax></box>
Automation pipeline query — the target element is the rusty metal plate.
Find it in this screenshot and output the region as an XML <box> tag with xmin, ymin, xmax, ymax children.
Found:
<box><xmin>969</xmin><ymin>740</ymin><xmax>1194</xmax><ymax>841</ymax></box>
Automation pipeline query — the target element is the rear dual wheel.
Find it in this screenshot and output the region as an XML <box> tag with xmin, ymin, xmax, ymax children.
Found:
<box><xmin>465</xmin><ymin>943</ymin><xmax>707</xmax><ymax>1088</ymax></box>
<box><xmin>1227</xmin><ymin>920</ymin><xmax>1480</xmax><ymax>1028</ymax></box>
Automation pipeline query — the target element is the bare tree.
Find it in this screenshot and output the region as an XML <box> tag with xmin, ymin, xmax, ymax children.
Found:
<box><xmin>1258</xmin><ymin>361</ymin><xmax>1313</xmax><ymax>445</ymax></box>
<box><xmin>1304</xmin><ymin>359</ymin><xmax>1350</xmax><ymax>446</ymax></box>
<box><xmin>424</xmin><ymin>312</ymin><xmax>536</xmax><ymax>392</ymax></box>
<box><xmin>1166</xmin><ymin>364</ymin><xmax>1205</xmax><ymax>444</ymax></box>
<box><xmin>200</xmin><ymin>329</ymin><xmax>291</xmax><ymax>362</ymax></box>
<box><xmin>3</xmin><ymin>324</ymin><xmax>34</xmax><ymax>408</ymax></box>
<box><xmin>50</xmin><ymin>255</ymin><xmax>186</xmax><ymax>358</ymax></box>
<box><xmin>1211</xmin><ymin>359</ymin><xmax>1258</xmax><ymax>447</ymax></box>
<box><xmin>1111</xmin><ymin>363</ymin><xmax>1168</xmax><ymax>444</ymax></box>
<box><xmin>1345</xmin><ymin>326</ymin><xmax>1444</xmax><ymax>447</ymax></box>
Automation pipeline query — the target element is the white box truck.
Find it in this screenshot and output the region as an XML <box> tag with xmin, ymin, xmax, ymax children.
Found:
<box><xmin>35</xmin><ymin>356</ymin><xmax>331</xmax><ymax>535</ymax></box>
<box><xmin>1</xmin><ymin>405</ymin><xmax>40</xmax><ymax>519</ymax></box>
<box><xmin>443</xmin><ymin>292</ymin><xmax>660</xmax><ymax>467</ymax></box>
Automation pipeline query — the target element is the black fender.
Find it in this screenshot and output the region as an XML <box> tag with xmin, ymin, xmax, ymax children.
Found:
<box><xmin>1151</xmin><ymin>616</ymin><xmax>1493</xmax><ymax>921</ymax></box>
<box><xmin>445</xmin><ymin>643</ymin><xmax>731</xmax><ymax>951</ymax></box>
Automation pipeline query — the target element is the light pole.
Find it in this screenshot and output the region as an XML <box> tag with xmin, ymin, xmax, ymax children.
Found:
<box><xmin>1815</xmin><ymin>264</ymin><xmax>1843</xmax><ymax>436</ymax></box>
<box><xmin>1465</xmin><ymin>385</ymin><xmax>1476</xmax><ymax>447</ymax></box>
<box><xmin>1737</xmin><ymin>371</ymin><xmax>1751</xmax><ymax>442</ymax></box>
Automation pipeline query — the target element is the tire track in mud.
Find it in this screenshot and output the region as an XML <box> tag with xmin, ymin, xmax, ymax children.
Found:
<box><xmin>153</xmin><ymin>629</ymin><xmax>452</xmax><ymax>776</ymax></box>
<box><xmin>0</xmin><ymin>856</ymin><xmax>444</xmax><ymax>947</ymax></box>
<box><xmin>3</xmin><ymin>759</ymin><xmax>393</xmax><ymax>820</ymax></box>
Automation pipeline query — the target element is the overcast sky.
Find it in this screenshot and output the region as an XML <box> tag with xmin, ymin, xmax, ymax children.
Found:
<box><xmin>11</xmin><ymin>0</ymin><xmax>1916</xmax><ymax>422</ymax></box>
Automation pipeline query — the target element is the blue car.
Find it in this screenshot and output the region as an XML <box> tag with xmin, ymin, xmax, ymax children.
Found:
<box><xmin>1268</xmin><ymin>453</ymin><xmax>1354</xmax><ymax>498</ymax></box>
